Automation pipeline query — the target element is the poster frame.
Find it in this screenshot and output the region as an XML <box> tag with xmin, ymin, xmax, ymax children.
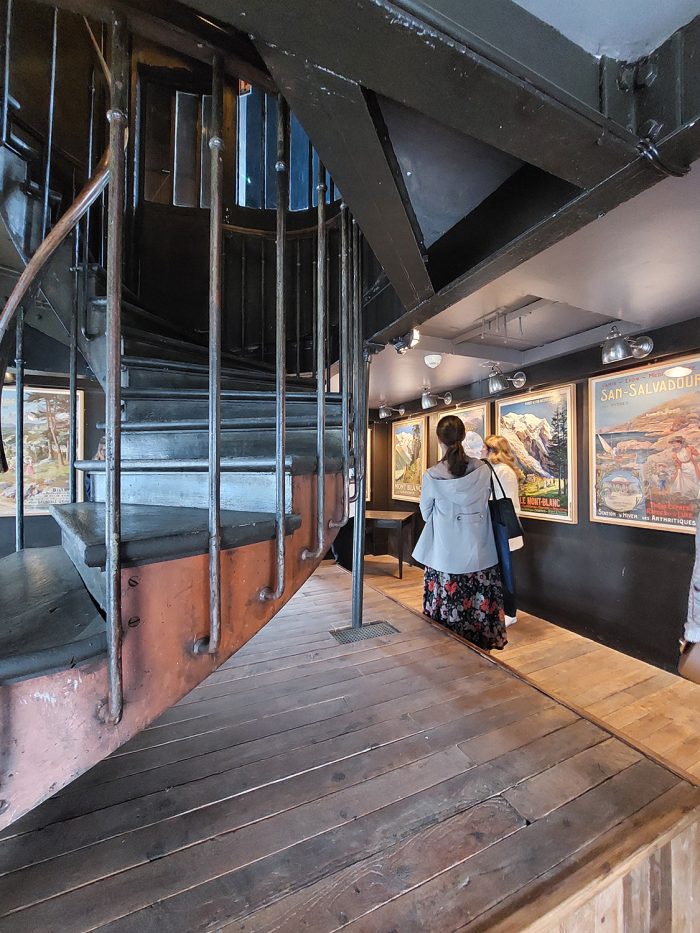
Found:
<box><xmin>427</xmin><ymin>401</ymin><xmax>491</xmax><ymax>466</ymax></box>
<box><xmin>588</xmin><ymin>354</ymin><xmax>700</xmax><ymax>535</ymax></box>
<box><xmin>0</xmin><ymin>384</ymin><xmax>85</xmax><ymax>517</ymax></box>
<box><xmin>496</xmin><ymin>383</ymin><xmax>578</xmax><ymax>524</ymax></box>
<box><xmin>391</xmin><ymin>414</ymin><xmax>427</xmax><ymax>503</ymax></box>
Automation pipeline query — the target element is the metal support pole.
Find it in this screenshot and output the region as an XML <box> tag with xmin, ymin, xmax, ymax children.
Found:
<box><xmin>41</xmin><ymin>7</ymin><xmax>58</xmax><ymax>241</ymax></box>
<box><xmin>104</xmin><ymin>13</ymin><xmax>128</xmax><ymax>725</ymax></box>
<box><xmin>260</xmin><ymin>94</ymin><xmax>289</xmax><ymax>601</ymax></box>
<box><xmin>351</xmin><ymin>350</ymin><xmax>372</xmax><ymax>629</ymax></box>
<box><xmin>330</xmin><ymin>204</ymin><xmax>350</xmax><ymax>529</ymax></box>
<box><xmin>14</xmin><ymin>305</ymin><xmax>23</xmax><ymax>552</ymax></box>
<box><xmin>302</xmin><ymin>159</ymin><xmax>327</xmax><ymax>561</ymax></box>
<box><xmin>349</xmin><ymin>218</ymin><xmax>361</xmax><ymax>503</ymax></box>
<box><xmin>1</xmin><ymin>0</ymin><xmax>12</xmax><ymax>146</ymax></box>
<box><xmin>199</xmin><ymin>55</ymin><xmax>224</xmax><ymax>654</ymax></box>
<box><xmin>69</xmin><ymin>227</ymin><xmax>78</xmax><ymax>503</ymax></box>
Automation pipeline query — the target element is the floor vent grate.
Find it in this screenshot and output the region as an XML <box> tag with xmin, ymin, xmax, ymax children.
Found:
<box><xmin>330</xmin><ymin>621</ymin><xmax>399</xmax><ymax>644</ymax></box>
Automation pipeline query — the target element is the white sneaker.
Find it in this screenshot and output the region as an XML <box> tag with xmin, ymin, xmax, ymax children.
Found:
<box><xmin>505</xmin><ymin>615</ymin><xmax>517</xmax><ymax>627</ymax></box>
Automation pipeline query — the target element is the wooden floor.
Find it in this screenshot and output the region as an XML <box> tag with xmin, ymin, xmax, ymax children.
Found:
<box><xmin>0</xmin><ymin>563</ymin><xmax>698</xmax><ymax>931</ymax></box>
<box><xmin>365</xmin><ymin>554</ymin><xmax>700</xmax><ymax>786</ymax></box>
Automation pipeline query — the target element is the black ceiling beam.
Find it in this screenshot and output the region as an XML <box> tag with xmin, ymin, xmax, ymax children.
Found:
<box><xmin>369</xmin><ymin>119</ymin><xmax>700</xmax><ymax>344</ymax></box>
<box><xmin>183</xmin><ymin>0</ymin><xmax>639</xmax><ymax>189</ymax></box>
<box><xmin>259</xmin><ymin>44</ymin><xmax>433</xmax><ymax>310</ymax></box>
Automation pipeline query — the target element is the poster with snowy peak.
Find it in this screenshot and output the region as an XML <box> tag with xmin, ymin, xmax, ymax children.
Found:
<box><xmin>496</xmin><ymin>384</ymin><xmax>577</xmax><ymax>523</ymax></box>
<box><xmin>589</xmin><ymin>356</ymin><xmax>700</xmax><ymax>534</ymax></box>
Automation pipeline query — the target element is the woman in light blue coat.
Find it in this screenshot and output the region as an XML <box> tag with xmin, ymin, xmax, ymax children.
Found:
<box><xmin>413</xmin><ymin>415</ymin><xmax>507</xmax><ymax>650</ymax></box>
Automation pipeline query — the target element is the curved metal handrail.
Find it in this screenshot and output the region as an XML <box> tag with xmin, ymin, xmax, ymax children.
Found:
<box><xmin>0</xmin><ymin>148</ymin><xmax>109</xmax><ymax>345</ymax></box>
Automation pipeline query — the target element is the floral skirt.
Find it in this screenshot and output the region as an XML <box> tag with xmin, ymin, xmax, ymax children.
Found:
<box><xmin>423</xmin><ymin>565</ymin><xmax>507</xmax><ymax>651</ymax></box>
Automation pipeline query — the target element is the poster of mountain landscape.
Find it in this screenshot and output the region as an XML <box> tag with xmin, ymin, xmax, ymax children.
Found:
<box><xmin>428</xmin><ymin>403</ymin><xmax>490</xmax><ymax>465</ymax></box>
<box><xmin>0</xmin><ymin>386</ymin><xmax>83</xmax><ymax>516</ymax></box>
<box><xmin>589</xmin><ymin>356</ymin><xmax>700</xmax><ymax>534</ymax></box>
<box><xmin>496</xmin><ymin>384</ymin><xmax>577</xmax><ymax>523</ymax></box>
<box><xmin>392</xmin><ymin>415</ymin><xmax>427</xmax><ymax>502</ymax></box>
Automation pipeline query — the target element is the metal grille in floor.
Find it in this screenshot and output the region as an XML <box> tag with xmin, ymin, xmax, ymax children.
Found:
<box><xmin>330</xmin><ymin>621</ymin><xmax>399</xmax><ymax>643</ymax></box>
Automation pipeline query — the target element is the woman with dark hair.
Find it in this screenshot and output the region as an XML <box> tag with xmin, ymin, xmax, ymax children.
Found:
<box><xmin>412</xmin><ymin>414</ymin><xmax>507</xmax><ymax>651</ymax></box>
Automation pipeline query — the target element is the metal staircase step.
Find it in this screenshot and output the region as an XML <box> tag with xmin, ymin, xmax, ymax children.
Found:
<box><xmin>112</xmin><ymin>424</ymin><xmax>343</xmax><ymax>461</ymax></box>
<box><xmin>51</xmin><ymin>503</ymin><xmax>302</xmax><ymax>569</ymax></box>
<box><xmin>120</xmin><ymin>389</ymin><xmax>340</xmax><ymax>423</ymax></box>
<box><xmin>0</xmin><ymin>547</ymin><xmax>106</xmax><ymax>684</ymax></box>
<box><xmin>120</xmin><ymin>356</ymin><xmax>311</xmax><ymax>391</ymax></box>
<box><xmin>75</xmin><ymin>453</ymin><xmax>342</xmax><ymax>511</ymax></box>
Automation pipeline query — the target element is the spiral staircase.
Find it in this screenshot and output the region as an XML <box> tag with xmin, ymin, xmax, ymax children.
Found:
<box><xmin>0</xmin><ymin>23</ymin><xmax>355</xmax><ymax>830</ymax></box>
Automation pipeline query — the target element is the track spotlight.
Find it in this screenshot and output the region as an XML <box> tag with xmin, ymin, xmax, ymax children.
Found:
<box><xmin>601</xmin><ymin>326</ymin><xmax>654</xmax><ymax>364</ymax></box>
<box><xmin>378</xmin><ymin>403</ymin><xmax>406</xmax><ymax>419</ymax></box>
<box><xmin>421</xmin><ymin>389</ymin><xmax>453</xmax><ymax>410</ymax></box>
<box><xmin>391</xmin><ymin>328</ymin><xmax>420</xmax><ymax>355</ymax></box>
<box><xmin>487</xmin><ymin>364</ymin><xmax>526</xmax><ymax>395</ymax></box>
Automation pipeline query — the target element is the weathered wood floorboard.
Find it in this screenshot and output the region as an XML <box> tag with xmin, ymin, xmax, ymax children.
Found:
<box><xmin>0</xmin><ymin>564</ymin><xmax>697</xmax><ymax>932</ymax></box>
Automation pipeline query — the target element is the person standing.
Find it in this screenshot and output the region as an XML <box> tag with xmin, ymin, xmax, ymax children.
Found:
<box><xmin>413</xmin><ymin>415</ymin><xmax>507</xmax><ymax>651</ymax></box>
<box><xmin>485</xmin><ymin>434</ymin><xmax>524</xmax><ymax>626</ymax></box>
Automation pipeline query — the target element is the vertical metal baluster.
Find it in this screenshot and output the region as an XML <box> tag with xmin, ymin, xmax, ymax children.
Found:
<box><xmin>41</xmin><ymin>7</ymin><xmax>58</xmax><ymax>240</ymax></box>
<box><xmin>104</xmin><ymin>13</ymin><xmax>128</xmax><ymax>725</ymax></box>
<box><xmin>329</xmin><ymin>204</ymin><xmax>350</xmax><ymax>529</ymax></box>
<box><xmin>325</xmin><ymin>230</ymin><xmax>331</xmax><ymax>392</ymax></box>
<box><xmin>69</xmin><ymin>227</ymin><xmax>78</xmax><ymax>504</ymax></box>
<box><xmin>82</xmin><ymin>67</ymin><xmax>96</xmax><ymax>330</ymax></box>
<box><xmin>240</xmin><ymin>238</ymin><xmax>246</xmax><ymax>352</ymax></box>
<box><xmin>302</xmin><ymin>160</ymin><xmax>327</xmax><ymax>561</ymax></box>
<box><xmin>260</xmin><ymin>94</ymin><xmax>289</xmax><ymax>601</ymax></box>
<box><xmin>295</xmin><ymin>239</ymin><xmax>301</xmax><ymax>378</ymax></box>
<box><xmin>14</xmin><ymin>305</ymin><xmax>23</xmax><ymax>552</ymax></box>
<box><xmin>1</xmin><ymin>0</ymin><xmax>12</xmax><ymax>146</ymax></box>
<box><xmin>311</xmin><ymin>238</ymin><xmax>317</xmax><ymax>379</ymax></box>
<box><xmin>260</xmin><ymin>239</ymin><xmax>265</xmax><ymax>361</ymax></box>
<box><xmin>196</xmin><ymin>55</ymin><xmax>224</xmax><ymax>655</ymax></box>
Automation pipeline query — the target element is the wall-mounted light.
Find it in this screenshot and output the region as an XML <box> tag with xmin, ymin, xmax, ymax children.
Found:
<box><xmin>391</xmin><ymin>328</ymin><xmax>420</xmax><ymax>355</ymax></box>
<box><xmin>421</xmin><ymin>388</ymin><xmax>453</xmax><ymax>410</ymax></box>
<box><xmin>424</xmin><ymin>353</ymin><xmax>442</xmax><ymax>369</ymax></box>
<box><xmin>601</xmin><ymin>325</ymin><xmax>654</xmax><ymax>365</ymax></box>
<box><xmin>487</xmin><ymin>363</ymin><xmax>526</xmax><ymax>395</ymax></box>
<box><xmin>378</xmin><ymin>403</ymin><xmax>406</xmax><ymax>419</ymax></box>
<box><xmin>664</xmin><ymin>364</ymin><xmax>692</xmax><ymax>378</ymax></box>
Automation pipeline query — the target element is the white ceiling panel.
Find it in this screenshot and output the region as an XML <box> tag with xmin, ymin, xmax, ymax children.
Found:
<box><xmin>512</xmin><ymin>0</ymin><xmax>700</xmax><ymax>58</ymax></box>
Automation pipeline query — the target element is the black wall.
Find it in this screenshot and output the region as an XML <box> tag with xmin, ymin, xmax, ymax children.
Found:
<box><xmin>363</xmin><ymin>317</ymin><xmax>700</xmax><ymax>673</ymax></box>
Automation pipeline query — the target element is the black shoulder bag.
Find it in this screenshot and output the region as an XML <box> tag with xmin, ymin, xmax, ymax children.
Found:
<box><xmin>485</xmin><ymin>462</ymin><xmax>523</xmax><ymax>541</ymax></box>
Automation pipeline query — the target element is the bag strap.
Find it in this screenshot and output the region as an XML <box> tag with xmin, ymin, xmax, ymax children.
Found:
<box><xmin>485</xmin><ymin>460</ymin><xmax>508</xmax><ymax>499</ymax></box>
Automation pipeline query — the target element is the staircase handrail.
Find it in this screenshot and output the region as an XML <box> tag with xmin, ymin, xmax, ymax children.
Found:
<box><xmin>0</xmin><ymin>148</ymin><xmax>109</xmax><ymax>347</ymax></box>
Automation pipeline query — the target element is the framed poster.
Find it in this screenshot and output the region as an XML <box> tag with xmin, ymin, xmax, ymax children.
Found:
<box><xmin>428</xmin><ymin>402</ymin><xmax>490</xmax><ymax>465</ymax></box>
<box><xmin>496</xmin><ymin>384</ymin><xmax>577</xmax><ymax>523</ymax></box>
<box><xmin>391</xmin><ymin>415</ymin><xmax>427</xmax><ymax>503</ymax></box>
<box><xmin>589</xmin><ymin>355</ymin><xmax>700</xmax><ymax>534</ymax></box>
<box><xmin>365</xmin><ymin>427</ymin><xmax>372</xmax><ymax>502</ymax></box>
<box><xmin>0</xmin><ymin>386</ymin><xmax>84</xmax><ymax>516</ymax></box>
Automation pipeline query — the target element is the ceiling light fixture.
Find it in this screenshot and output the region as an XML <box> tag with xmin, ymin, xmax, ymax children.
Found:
<box><xmin>391</xmin><ymin>328</ymin><xmax>420</xmax><ymax>355</ymax></box>
<box><xmin>378</xmin><ymin>403</ymin><xmax>406</xmax><ymax>420</ymax></box>
<box><xmin>421</xmin><ymin>388</ymin><xmax>453</xmax><ymax>410</ymax></box>
<box><xmin>664</xmin><ymin>365</ymin><xmax>692</xmax><ymax>378</ymax></box>
<box><xmin>424</xmin><ymin>353</ymin><xmax>442</xmax><ymax>369</ymax></box>
<box><xmin>601</xmin><ymin>325</ymin><xmax>654</xmax><ymax>365</ymax></box>
<box><xmin>487</xmin><ymin>363</ymin><xmax>526</xmax><ymax>395</ymax></box>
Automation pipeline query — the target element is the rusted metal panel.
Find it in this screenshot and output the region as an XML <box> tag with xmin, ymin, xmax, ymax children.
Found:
<box><xmin>0</xmin><ymin>471</ymin><xmax>342</xmax><ymax>830</ymax></box>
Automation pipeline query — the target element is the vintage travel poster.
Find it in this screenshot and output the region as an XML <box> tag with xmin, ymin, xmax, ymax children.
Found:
<box><xmin>428</xmin><ymin>403</ymin><xmax>490</xmax><ymax>465</ymax></box>
<box><xmin>0</xmin><ymin>386</ymin><xmax>83</xmax><ymax>516</ymax></box>
<box><xmin>589</xmin><ymin>356</ymin><xmax>700</xmax><ymax>533</ymax></box>
<box><xmin>392</xmin><ymin>415</ymin><xmax>427</xmax><ymax>502</ymax></box>
<box><xmin>496</xmin><ymin>384</ymin><xmax>577</xmax><ymax>523</ymax></box>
